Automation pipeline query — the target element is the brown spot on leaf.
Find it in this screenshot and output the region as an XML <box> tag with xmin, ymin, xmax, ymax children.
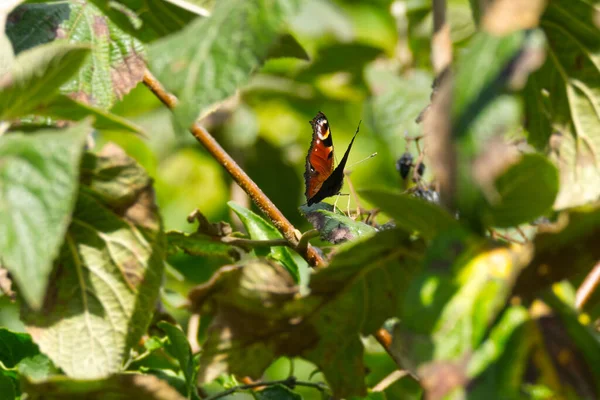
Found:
<box><xmin>124</xmin><ymin>186</ymin><xmax>160</xmax><ymax>232</ymax></box>
<box><xmin>69</xmin><ymin>91</ymin><xmax>95</xmax><ymax>105</ymax></box>
<box><xmin>93</xmin><ymin>15</ymin><xmax>109</xmax><ymax>37</ymax></box>
<box><xmin>111</xmin><ymin>52</ymin><xmax>146</xmax><ymax>100</ymax></box>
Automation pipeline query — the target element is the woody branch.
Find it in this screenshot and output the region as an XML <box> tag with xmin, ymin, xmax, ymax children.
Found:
<box><xmin>142</xmin><ymin>70</ymin><xmax>325</xmax><ymax>268</ymax></box>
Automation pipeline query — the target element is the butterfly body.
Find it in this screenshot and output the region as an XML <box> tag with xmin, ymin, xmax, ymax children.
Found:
<box><xmin>304</xmin><ymin>112</ymin><xmax>359</xmax><ymax>205</ymax></box>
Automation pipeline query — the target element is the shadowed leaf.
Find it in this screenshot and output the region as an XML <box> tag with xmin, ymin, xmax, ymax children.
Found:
<box><xmin>360</xmin><ymin>189</ymin><xmax>458</xmax><ymax>240</ymax></box>
<box><xmin>157</xmin><ymin>322</ymin><xmax>196</xmax><ymax>398</ymax></box>
<box><xmin>191</xmin><ymin>229</ymin><xmax>424</xmax><ymax>398</ymax></box>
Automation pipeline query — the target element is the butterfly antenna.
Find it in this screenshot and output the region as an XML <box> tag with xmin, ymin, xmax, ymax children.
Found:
<box><xmin>346</xmin><ymin>152</ymin><xmax>378</xmax><ymax>169</ymax></box>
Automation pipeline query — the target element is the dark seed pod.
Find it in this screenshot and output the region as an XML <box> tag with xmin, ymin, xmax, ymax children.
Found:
<box><xmin>415</xmin><ymin>162</ymin><xmax>426</xmax><ymax>180</ymax></box>
<box><xmin>396</xmin><ymin>152</ymin><xmax>413</xmax><ymax>179</ymax></box>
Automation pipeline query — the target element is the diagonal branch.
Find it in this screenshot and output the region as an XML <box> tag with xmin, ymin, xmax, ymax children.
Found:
<box><xmin>142</xmin><ymin>70</ymin><xmax>325</xmax><ymax>268</ymax></box>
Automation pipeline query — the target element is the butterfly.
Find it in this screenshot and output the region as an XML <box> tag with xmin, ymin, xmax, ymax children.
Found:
<box><xmin>304</xmin><ymin>112</ymin><xmax>360</xmax><ymax>206</ymax></box>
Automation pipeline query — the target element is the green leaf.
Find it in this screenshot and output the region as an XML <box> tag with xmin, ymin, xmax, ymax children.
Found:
<box><xmin>21</xmin><ymin>144</ymin><xmax>165</xmax><ymax>379</ymax></box>
<box><xmin>360</xmin><ymin>189</ymin><xmax>458</xmax><ymax>240</ymax></box>
<box><xmin>0</xmin><ymin>328</ymin><xmax>40</xmax><ymax>368</ymax></box>
<box><xmin>525</xmin><ymin>0</ymin><xmax>600</xmax><ymax>209</ymax></box>
<box><xmin>88</xmin><ymin>0</ymin><xmax>210</xmax><ymax>43</ymax></box>
<box><xmin>363</xmin><ymin>64</ymin><xmax>432</xmax><ymax>155</ymax></box>
<box><xmin>267</xmin><ymin>33</ymin><xmax>309</xmax><ymax>61</ymax></box>
<box><xmin>6</xmin><ymin>2</ymin><xmax>146</xmax><ymax>110</ymax></box>
<box><xmin>0</xmin><ymin>329</ymin><xmax>58</xmax><ymax>395</ymax></box>
<box><xmin>34</xmin><ymin>95</ymin><xmax>143</xmax><ymax>134</ymax></box>
<box><xmin>157</xmin><ymin>322</ymin><xmax>196</xmax><ymax>397</ymax></box>
<box><xmin>166</xmin><ymin>231</ymin><xmax>236</xmax><ymax>260</ymax></box>
<box><xmin>391</xmin><ymin>230</ymin><xmax>525</xmax><ymax>392</ymax></box>
<box><xmin>466</xmin><ymin>306</ymin><xmax>535</xmax><ymax>398</ymax></box>
<box><xmin>299</xmin><ymin>203</ymin><xmax>376</xmax><ymax>244</ymax></box>
<box><xmin>254</xmin><ymin>385</ymin><xmax>303</xmax><ymax>400</ymax></box>
<box><xmin>0</xmin><ymin>121</ymin><xmax>91</xmax><ymax>309</ymax></box>
<box><xmin>513</xmin><ymin>202</ymin><xmax>600</xmax><ymax>297</ymax></box>
<box><xmin>148</xmin><ymin>0</ymin><xmax>298</xmax><ymax>130</ymax></box>
<box><xmin>0</xmin><ymin>41</ymin><xmax>90</xmax><ymax>120</ymax></box>
<box><xmin>193</xmin><ymin>229</ymin><xmax>425</xmax><ymax>398</ymax></box>
<box><xmin>229</xmin><ymin>201</ymin><xmax>302</xmax><ymax>283</ymax></box>
<box><xmin>481</xmin><ymin>153</ymin><xmax>559</xmax><ymax>227</ymax></box>
<box><xmin>21</xmin><ymin>373</ymin><xmax>186</xmax><ymax>400</ymax></box>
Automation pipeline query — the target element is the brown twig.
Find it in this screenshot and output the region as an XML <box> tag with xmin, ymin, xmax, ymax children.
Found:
<box><xmin>203</xmin><ymin>376</ymin><xmax>328</xmax><ymax>400</ymax></box>
<box><xmin>187</xmin><ymin>313</ymin><xmax>201</xmax><ymax>354</ymax></box>
<box><xmin>142</xmin><ymin>70</ymin><xmax>325</xmax><ymax>268</ymax></box>
<box><xmin>575</xmin><ymin>261</ymin><xmax>600</xmax><ymax>310</ymax></box>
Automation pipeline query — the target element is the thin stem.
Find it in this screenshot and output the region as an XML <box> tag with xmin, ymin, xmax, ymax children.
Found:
<box><xmin>187</xmin><ymin>313</ymin><xmax>201</xmax><ymax>354</ymax></box>
<box><xmin>221</xmin><ymin>237</ymin><xmax>291</xmax><ymax>248</ymax></box>
<box><xmin>576</xmin><ymin>261</ymin><xmax>600</xmax><ymax>310</ymax></box>
<box><xmin>142</xmin><ymin>70</ymin><xmax>325</xmax><ymax>268</ymax></box>
<box><xmin>372</xmin><ymin>370</ymin><xmax>408</xmax><ymax>392</ymax></box>
<box><xmin>204</xmin><ymin>377</ymin><xmax>328</xmax><ymax>400</ymax></box>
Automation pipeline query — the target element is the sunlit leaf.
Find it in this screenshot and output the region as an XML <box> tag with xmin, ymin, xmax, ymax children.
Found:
<box><xmin>0</xmin><ymin>121</ymin><xmax>90</xmax><ymax>309</ymax></box>
<box><xmin>0</xmin><ymin>41</ymin><xmax>90</xmax><ymax>120</ymax></box>
<box><xmin>299</xmin><ymin>203</ymin><xmax>376</xmax><ymax>244</ymax></box>
<box><xmin>525</xmin><ymin>0</ymin><xmax>600</xmax><ymax>209</ymax></box>
<box><xmin>229</xmin><ymin>201</ymin><xmax>302</xmax><ymax>283</ymax></box>
<box><xmin>6</xmin><ymin>2</ymin><xmax>146</xmax><ymax>110</ymax></box>
<box><xmin>21</xmin><ymin>144</ymin><xmax>164</xmax><ymax>378</ymax></box>
<box><xmin>148</xmin><ymin>0</ymin><xmax>298</xmax><ymax>130</ymax></box>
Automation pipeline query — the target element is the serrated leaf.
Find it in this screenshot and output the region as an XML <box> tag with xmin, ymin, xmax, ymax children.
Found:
<box><xmin>34</xmin><ymin>95</ymin><xmax>143</xmax><ymax>134</ymax></box>
<box><xmin>88</xmin><ymin>0</ymin><xmax>210</xmax><ymax>43</ymax></box>
<box><xmin>148</xmin><ymin>0</ymin><xmax>297</xmax><ymax>130</ymax></box>
<box><xmin>166</xmin><ymin>231</ymin><xmax>236</xmax><ymax>260</ymax></box>
<box><xmin>21</xmin><ymin>144</ymin><xmax>164</xmax><ymax>379</ymax></box>
<box><xmin>157</xmin><ymin>322</ymin><xmax>196</xmax><ymax>398</ymax></box>
<box><xmin>524</xmin><ymin>0</ymin><xmax>600</xmax><ymax>209</ymax></box>
<box><xmin>0</xmin><ymin>41</ymin><xmax>90</xmax><ymax>120</ymax></box>
<box><xmin>229</xmin><ymin>201</ymin><xmax>302</xmax><ymax>283</ymax></box>
<box><xmin>360</xmin><ymin>189</ymin><xmax>458</xmax><ymax>240</ymax></box>
<box><xmin>6</xmin><ymin>2</ymin><xmax>146</xmax><ymax>110</ymax></box>
<box><xmin>481</xmin><ymin>154</ymin><xmax>559</xmax><ymax>227</ymax></box>
<box><xmin>299</xmin><ymin>203</ymin><xmax>376</xmax><ymax>244</ymax></box>
<box><xmin>21</xmin><ymin>373</ymin><xmax>186</xmax><ymax>400</ymax></box>
<box><xmin>0</xmin><ymin>121</ymin><xmax>91</xmax><ymax>309</ymax></box>
<box><xmin>192</xmin><ymin>229</ymin><xmax>425</xmax><ymax>398</ymax></box>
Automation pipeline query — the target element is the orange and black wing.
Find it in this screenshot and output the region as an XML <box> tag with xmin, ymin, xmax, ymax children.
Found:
<box><xmin>304</xmin><ymin>112</ymin><xmax>335</xmax><ymax>203</ymax></box>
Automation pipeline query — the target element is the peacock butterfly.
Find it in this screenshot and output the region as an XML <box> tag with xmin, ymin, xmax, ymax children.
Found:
<box><xmin>304</xmin><ymin>112</ymin><xmax>360</xmax><ymax>206</ymax></box>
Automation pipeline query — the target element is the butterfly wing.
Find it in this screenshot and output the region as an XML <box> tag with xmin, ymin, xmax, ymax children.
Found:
<box><xmin>306</xmin><ymin>122</ymin><xmax>360</xmax><ymax>205</ymax></box>
<box><xmin>304</xmin><ymin>112</ymin><xmax>335</xmax><ymax>202</ymax></box>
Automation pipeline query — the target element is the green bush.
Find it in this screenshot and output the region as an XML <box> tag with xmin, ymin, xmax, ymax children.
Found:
<box><xmin>1</xmin><ymin>0</ymin><xmax>599</xmax><ymax>399</ymax></box>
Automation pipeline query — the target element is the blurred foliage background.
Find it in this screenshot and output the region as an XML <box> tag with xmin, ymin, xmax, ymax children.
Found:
<box><xmin>3</xmin><ymin>0</ymin><xmax>600</xmax><ymax>398</ymax></box>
